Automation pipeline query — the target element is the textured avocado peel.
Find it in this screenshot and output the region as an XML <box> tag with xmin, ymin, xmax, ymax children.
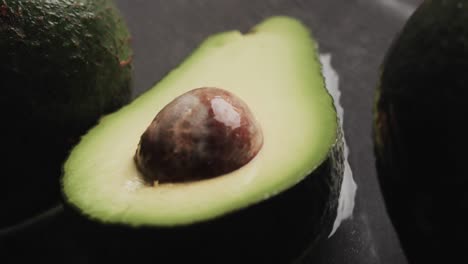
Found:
<box><xmin>374</xmin><ymin>0</ymin><xmax>468</xmax><ymax>263</ymax></box>
<box><xmin>0</xmin><ymin>0</ymin><xmax>133</xmax><ymax>227</ymax></box>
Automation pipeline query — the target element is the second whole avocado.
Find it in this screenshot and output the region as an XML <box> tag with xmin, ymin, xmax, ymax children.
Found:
<box><xmin>0</xmin><ymin>0</ymin><xmax>133</xmax><ymax>227</ymax></box>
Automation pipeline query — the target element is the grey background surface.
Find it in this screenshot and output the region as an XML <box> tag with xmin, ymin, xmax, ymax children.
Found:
<box><xmin>113</xmin><ymin>0</ymin><xmax>423</xmax><ymax>263</ymax></box>
<box><xmin>0</xmin><ymin>0</ymin><xmax>425</xmax><ymax>263</ymax></box>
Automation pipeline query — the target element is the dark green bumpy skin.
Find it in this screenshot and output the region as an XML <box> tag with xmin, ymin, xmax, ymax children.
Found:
<box><xmin>374</xmin><ymin>0</ymin><xmax>468</xmax><ymax>262</ymax></box>
<box><xmin>0</xmin><ymin>0</ymin><xmax>132</xmax><ymax>227</ymax></box>
<box><xmin>63</xmin><ymin>128</ymin><xmax>344</xmax><ymax>264</ymax></box>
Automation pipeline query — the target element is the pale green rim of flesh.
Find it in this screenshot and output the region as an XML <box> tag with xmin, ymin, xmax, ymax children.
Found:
<box><xmin>62</xmin><ymin>16</ymin><xmax>338</xmax><ymax>227</ymax></box>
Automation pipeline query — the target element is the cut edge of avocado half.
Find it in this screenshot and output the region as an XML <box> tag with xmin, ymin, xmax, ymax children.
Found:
<box><xmin>62</xmin><ymin>16</ymin><xmax>338</xmax><ymax>227</ymax></box>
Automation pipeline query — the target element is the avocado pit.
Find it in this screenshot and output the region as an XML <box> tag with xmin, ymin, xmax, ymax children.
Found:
<box><xmin>135</xmin><ymin>87</ymin><xmax>263</xmax><ymax>184</ymax></box>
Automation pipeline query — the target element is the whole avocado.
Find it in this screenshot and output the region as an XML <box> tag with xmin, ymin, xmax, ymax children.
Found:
<box><xmin>0</xmin><ymin>0</ymin><xmax>132</xmax><ymax>227</ymax></box>
<box><xmin>374</xmin><ymin>0</ymin><xmax>468</xmax><ymax>262</ymax></box>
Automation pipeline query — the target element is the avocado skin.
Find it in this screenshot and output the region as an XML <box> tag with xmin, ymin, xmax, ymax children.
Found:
<box><xmin>374</xmin><ymin>0</ymin><xmax>468</xmax><ymax>262</ymax></box>
<box><xmin>63</xmin><ymin>128</ymin><xmax>343</xmax><ymax>264</ymax></box>
<box><xmin>0</xmin><ymin>0</ymin><xmax>132</xmax><ymax>227</ymax></box>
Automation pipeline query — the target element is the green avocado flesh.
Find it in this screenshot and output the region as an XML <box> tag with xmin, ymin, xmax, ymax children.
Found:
<box><xmin>62</xmin><ymin>16</ymin><xmax>338</xmax><ymax>227</ymax></box>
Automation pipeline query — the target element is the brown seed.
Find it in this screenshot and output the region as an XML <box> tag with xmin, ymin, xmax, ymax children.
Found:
<box><xmin>134</xmin><ymin>87</ymin><xmax>263</xmax><ymax>184</ymax></box>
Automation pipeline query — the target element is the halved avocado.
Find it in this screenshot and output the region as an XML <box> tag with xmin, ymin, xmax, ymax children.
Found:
<box><xmin>62</xmin><ymin>16</ymin><xmax>343</xmax><ymax>263</ymax></box>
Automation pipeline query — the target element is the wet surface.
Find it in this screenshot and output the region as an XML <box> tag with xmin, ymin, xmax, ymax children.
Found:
<box><xmin>320</xmin><ymin>54</ymin><xmax>357</xmax><ymax>239</ymax></box>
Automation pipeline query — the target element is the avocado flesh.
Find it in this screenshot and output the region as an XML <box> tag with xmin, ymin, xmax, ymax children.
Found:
<box><xmin>374</xmin><ymin>0</ymin><xmax>468</xmax><ymax>262</ymax></box>
<box><xmin>0</xmin><ymin>0</ymin><xmax>132</xmax><ymax>227</ymax></box>
<box><xmin>63</xmin><ymin>16</ymin><xmax>339</xmax><ymax>228</ymax></box>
